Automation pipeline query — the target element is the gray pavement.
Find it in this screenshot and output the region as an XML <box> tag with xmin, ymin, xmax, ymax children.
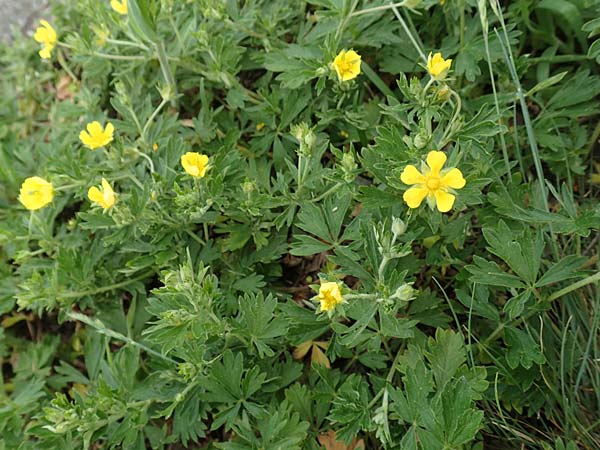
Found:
<box><xmin>0</xmin><ymin>0</ymin><xmax>49</xmax><ymax>41</ymax></box>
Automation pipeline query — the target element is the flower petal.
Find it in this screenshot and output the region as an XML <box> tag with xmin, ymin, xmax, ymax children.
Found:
<box><xmin>434</xmin><ymin>189</ymin><xmax>456</xmax><ymax>212</ymax></box>
<box><xmin>441</xmin><ymin>168</ymin><xmax>466</xmax><ymax>189</ymax></box>
<box><xmin>39</xmin><ymin>47</ymin><xmax>52</xmax><ymax>59</ymax></box>
<box><xmin>101</xmin><ymin>178</ymin><xmax>111</xmax><ymax>192</ymax></box>
<box><xmin>403</xmin><ymin>186</ymin><xmax>428</xmax><ymax>209</ymax></box>
<box><xmin>88</xmin><ymin>186</ymin><xmax>103</xmax><ymax>204</ymax></box>
<box><xmin>400</xmin><ymin>165</ymin><xmax>426</xmax><ymax>185</ymax></box>
<box><xmin>426</xmin><ymin>151</ymin><xmax>447</xmax><ymax>176</ymax></box>
<box><xmin>79</xmin><ymin>130</ymin><xmax>92</xmax><ymax>146</ymax></box>
<box><xmin>87</xmin><ymin>121</ymin><xmax>103</xmax><ymax>135</ymax></box>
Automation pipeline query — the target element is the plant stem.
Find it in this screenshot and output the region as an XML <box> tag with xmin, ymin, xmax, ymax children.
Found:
<box><xmin>59</xmin><ymin>270</ymin><xmax>154</xmax><ymax>299</ymax></box>
<box><xmin>548</xmin><ymin>272</ymin><xmax>600</xmax><ymax>302</ymax></box>
<box><xmin>390</xmin><ymin>3</ymin><xmax>427</xmax><ymax>63</ymax></box>
<box><xmin>142</xmin><ymin>96</ymin><xmax>169</xmax><ymax>143</ymax></box>
<box><xmin>106</xmin><ymin>38</ymin><xmax>149</xmax><ymax>51</ymax></box>
<box><xmin>154</xmin><ymin>41</ymin><xmax>178</xmax><ymax>108</ymax></box>
<box><xmin>351</xmin><ymin>1</ymin><xmax>406</xmax><ymax>16</ymax></box>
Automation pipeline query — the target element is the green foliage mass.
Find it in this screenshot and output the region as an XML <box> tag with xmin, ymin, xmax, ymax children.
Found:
<box><xmin>1</xmin><ymin>0</ymin><xmax>600</xmax><ymax>449</ymax></box>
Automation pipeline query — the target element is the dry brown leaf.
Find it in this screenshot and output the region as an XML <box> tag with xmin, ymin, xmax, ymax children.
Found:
<box><xmin>293</xmin><ymin>340</ymin><xmax>313</xmax><ymax>360</ymax></box>
<box><xmin>293</xmin><ymin>340</ymin><xmax>331</xmax><ymax>368</ymax></box>
<box><xmin>56</xmin><ymin>75</ymin><xmax>76</xmax><ymax>100</ymax></box>
<box><xmin>311</xmin><ymin>343</ymin><xmax>330</xmax><ymax>368</ymax></box>
<box><xmin>317</xmin><ymin>430</ymin><xmax>365</xmax><ymax>450</ymax></box>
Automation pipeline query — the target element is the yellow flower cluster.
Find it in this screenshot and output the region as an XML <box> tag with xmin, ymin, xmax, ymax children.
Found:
<box><xmin>331</xmin><ymin>49</ymin><xmax>361</xmax><ymax>82</ymax></box>
<box><xmin>19</xmin><ymin>177</ymin><xmax>54</xmax><ymax>211</ymax></box>
<box><xmin>33</xmin><ymin>0</ymin><xmax>127</xmax><ymax>61</ymax></box>
<box><xmin>401</xmin><ymin>151</ymin><xmax>465</xmax><ymax>213</ymax></box>
<box><xmin>111</xmin><ymin>0</ymin><xmax>128</xmax><ymax>15</ymax></box>
<box><xmin>88</xmin><ymin>178</ymin><xmax>116</xmax><ymax>210</ymax></box>
<box><xmin>33</xmin><ymin>20</ymin><xmax>57</xmax><ymax>59</ymax></box>
<box><xmin>318</xmin><ymin>281</ymin><xmax>343</xmax><ymax>312</ymax></box>
<box><xmin>427</xmin><ymin>52</ymin><xmax>452</xmax><ymax>80</ymax></box>
<box><xmin>181</xmin><ymin>152</ymin><xmax>210</xmax><ymax>178</ymax></box>
<box><xmin>80</xmin><ymin>121</ymin><xmax>114</xmax><ymax>150</ymax></box>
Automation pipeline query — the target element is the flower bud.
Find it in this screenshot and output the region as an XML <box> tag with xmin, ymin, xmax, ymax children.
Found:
<box><xmin>392</xmin><ymin>283</ymin><xmax>416</xmax><ymax>302</ymax></box>
<box><xmin>437</xmin><ymin>85</ymin><xmax>451</xmax><ymax>103</ymax></box>
<box><xmin>391</xmin><ymin>217</ymin><xmax>407</xmax><ymax>237</ymax></box>
<box><xmin>414</xmin><ymin>133</ymin><xmax>428</xmax><ymax>149</ymax></box>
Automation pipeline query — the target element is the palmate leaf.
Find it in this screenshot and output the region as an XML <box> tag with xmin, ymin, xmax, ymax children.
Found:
<box><xmin>426</xmin><ymin>329</ymin><xmax>466</xmax><ymax>390</ymax></box>
<box><xmin>482</xmin><ymin>220</ymin><xmax>542</xmax><ymax>285</ymax></box>
<box><xmin>290</xmin><ymin>193</ymin><xmax>354</xmax><ymax>256</ymax></box>
<box><xmin>328</xmin><ymin>374</ymin><xmax>373</xmax><ymax>445</ymax></box>
<box><xmin>215</xmin><ymin>401</ymin><xmax>308</xmax><ymax>450</ymax></box>
<box><xmin>232</xmin><ymin>292</ymin><xmax>288</xmax><ymax>357</ymax></box>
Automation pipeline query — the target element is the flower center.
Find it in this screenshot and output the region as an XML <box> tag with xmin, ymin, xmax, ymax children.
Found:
<box><xmin>339</xmin><ymin>61</ymin><xmax>351</xmax><ymax>73</ymax></box>
<box><xmin>426</xmin><ymin>176</ymin><xmax>441</xmax><ymax>190</ymax></box>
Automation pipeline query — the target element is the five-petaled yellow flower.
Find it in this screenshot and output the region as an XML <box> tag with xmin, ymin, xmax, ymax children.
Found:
<box><xmin>110</xmin><ymin>0</ymin><xmax>128</xmax><ymax>14</ymax></box>
<box><xmin>332</xmin><ymin>49</ymin><xmax>361</xmax><ymax>82</ymax></box>
<box><xmin>427</xmin><ymin>52</ymin><xmax>452</xmax><ymax>80</ymax></box>
<box><xmin>19</xmin><ymin>177</ymin><xmax>54</xmax><ymax>211</ymax></box>
<box><xmin>88</xmin><ymin>178</ymin><xmax>116</xmax><ymax>210</ymax></box>
<box><xmin>79</xmin><ymin>121</ymin><xmax>114</xmax><ymax>150</ymax></box>
<box><xmin>401</xmin><ymin>150</ymin><xmax>466</xmax><ymax>213</ymax></box>
<box><xmin>318</xmin><ymin>281</ymin><xmax>343</xmax><ymax>312</ymax></box>
<box><xmin>181</xmin><ymin>152</ymin><xmax>210</xmax><ymax>178</ymax></box>
<box><xmin>33</xmin><ymin>20</ymin><xmax>57</xmax><ymax>59</ymax></box>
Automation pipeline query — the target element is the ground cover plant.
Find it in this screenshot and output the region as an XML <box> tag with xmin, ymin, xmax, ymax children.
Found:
<box><xmin>1</xmin><ymin>0</ymin><xmax>600</xmax><ymax>448</ymax></box>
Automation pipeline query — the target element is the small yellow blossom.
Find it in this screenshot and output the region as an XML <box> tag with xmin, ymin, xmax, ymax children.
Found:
<box><xmin>181</xmin><ymin>152</ymin><xmax>210</xmax><ymax>178</ymax></box>
<box><xmin>256</xmin><ymin>122</ymin><xmax>265</xmax><ymax>131</ymax></box>
<box><xmin>401</xmin><ymin>150</ymin><xmax>466</xmax><ymax>213</ymax></box>
<box><xmin>152</xmin><ymin>143</ymin><xmax>159</xmax><ymax>151</ymax></box>
<box><xmin>79</xmin><ymin>121</ymin><xmax>114</xmax><ymax>150</ymax></box>
<box><xmin>110</xmin><ymin>0</ymin><xmax>128</xmax><ymax>14</ymax></box>
<box><xmin>33</xmin><ymin>20</ymin><xmax>57</xmax><ymax>59</ymax></box>
<box><xmin>331</xmin><ymin>49</ymin><xmax>361</xmax><ymax>82</ymax></box>
<box><xmin>88</xmin><ymin>178</ymin><xmax>116</xmax><ymax>210</ymax></box>
<box><xmin>427</xmin><ymin>52</ymin><xmax>452</xmax><ymax>80</ymax></box>
<box><xmin>19</xmin><ymin>177</ymin><xmax>54</xmax><ymax>211</ymax></box>
<box><xmin>92</xmin><ymin>25</ymin><xmax>109</xmax><ymax>47</ymax></box>
<box><xmin>318</xmin><ymin>281</ymin><xmax>343</xmax><ymax>312</ymax></box>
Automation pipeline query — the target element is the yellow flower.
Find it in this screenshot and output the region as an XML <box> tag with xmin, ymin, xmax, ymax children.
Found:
<box><xmin>92</xmin><ymin>25</ymin><xmax>109</xmax><ymax>47</ymax></box>
<box><xmin>331</xmin><ymin>49</ymin><xmax>361</xmax><ymax>82</ymax></box>
<box><xmin>19</xmin><ymin>177</ymin><xmax>54</xmax><ymax>211</ymax></box>
<box><xmin>110</xmin><ymin>0</ymin><xmax>128</xmax><ymax>14</ymax></box>
<box><xmin>427</xmin><ymin>52</ymin><xmax>452</xmax><ymax>80</ymax></box>
<box><xmin>400</xmin><ymin>150</ymin><xmax>466</xmax><ymax>213</ymax></box>
<box><xmin>88</xmin><ymin>178</ymin><xmax>116</xmax><ymax>210</ymax></box>
<box><xmin>181</xmin><ymin>152</ymin><xmax>210</xmax><ymax>178</ymax></box>
<box><xmin>79</xmin><ymin>121</ymin><xmax>114</xmax><ymax>150</ymax></box>
<box><xmin>318</xmin><ymin>282</ymin><xmax>343</xmax><ymax>312</ymax></box>
<box><xmin>33</xmin><ymin>20</ymin><xmax>57</xmax><ymax>59</ymax></box>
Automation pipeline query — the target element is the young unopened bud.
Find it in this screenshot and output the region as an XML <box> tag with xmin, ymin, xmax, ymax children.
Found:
<box><xmin>291</xmin><ymin>122</ymin><xmax>316</xmax><ymax>154</ymax></box>
<box><xmin>437</xmin><ymin>85</ymin><xmax>451</xmax><ymax>103</ymax></box>
<box><xmin>341</xmin><ymin>151</ymin><xmax>357</xmax><ymax>182</ymax></box>
<box><xmin>391</xmin><ymin>217</ymin><xmax>407</xmax><ymax>237</ymax></box>
<box><xmin>414</xmin><ymin>133</ymin><xmax>428</xmax><ymax>149</ymax></box>
<box><xmin>392</xmin><ymin>283</ymin><xmax>416</xmax><ymax>302</ymax></box>
<box><xmin>242</xmin><ymin>180</ymin><xmax>255</xmax><ymax>194</ymax></box>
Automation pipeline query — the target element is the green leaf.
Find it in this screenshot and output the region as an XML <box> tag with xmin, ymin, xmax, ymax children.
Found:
<box><xmin>466</xmin><ymin>256</ymin><xmax>526</xmax><ymax>289</ymax></box>
<box><xmin>426</xmin><ymin>329</ymin><xmax>466</xmax><ymax>390</ymax></box>
<box><xmin>505</xmin><ymin>327</ymin><xmax>546</xmax><ymax>370</ymax></box>
<box><xmin>233</xmin><ymin>293</ymin><xmax>288</xmax><ymax>357</ymax></box>
<box><xmin>536</xmin><ymin>255</ymin><xmax>586</xmax><ymax>287</ymax></box>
